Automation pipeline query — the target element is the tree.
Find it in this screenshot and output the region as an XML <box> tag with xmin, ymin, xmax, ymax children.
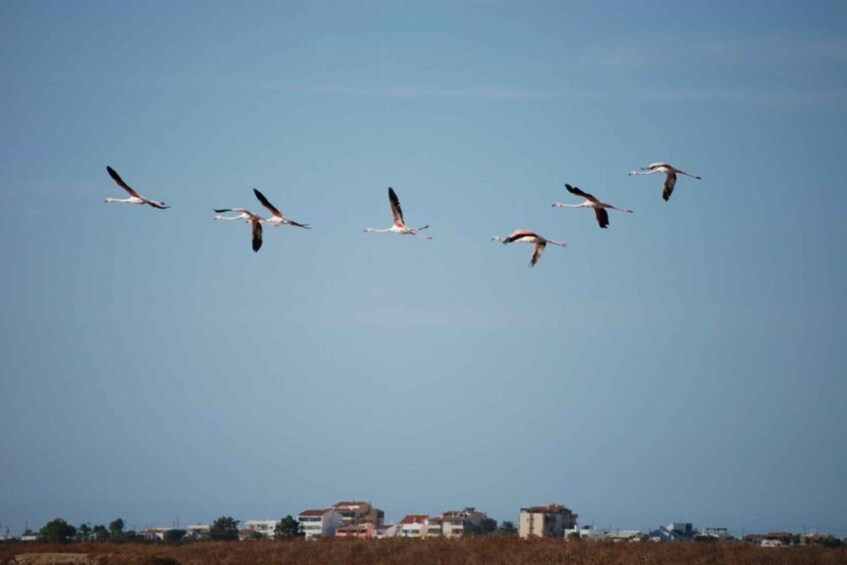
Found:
<box><xmin>466</xmin><ymin>517</ymin><xmax>498</xmax><ymax>536</ymax></box>
<box><xmin>92</xmin><ymin>524</ymin><xmax>109</xmax><ymax>541</ymax></box>
<box><xmin>479</xmin><ymin>517</ymin><xmax>497</xmax><ymax>535</ymax></box>
<box><xmin>39</xmin><ymin>518</ymin><xmax>76</xmax><ymax>543</ymax></box>
<box><xmin>495</xmin><ymin>521</ymin><xmax>518</xmax><ymax>537</ymax></box>
<box><xmin>109</xmin><ymin>518</ymin><xmax>125</xmax><ymax>541</ymax></box>
<box><xmin>274</xmin><ymin>515</ymin><xmax>303</xmax><ymax>540</ymax></box>
<box><xmin>209</xmin><ymin>516</ymin><xmax>239</xmax><ymax>541</ymax></box>
<box><xmin>163</xmin><ymin>529</ymin><xmax>187</xmax><ymax>542</ymax></box>
<box><xmin>76</xmin><ymin>523</ymin><xmax>92</xmax><ymax>541</ymax></box>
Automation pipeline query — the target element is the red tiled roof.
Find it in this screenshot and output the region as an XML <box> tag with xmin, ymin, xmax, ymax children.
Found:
<box><xmin>399</xmin><ymin>514</ymin><xmax>429</xmax><ymax>524</ymax></box>
<box><xmin>299</xmin><ymin>508</ymin><xmax>331</xmax><ymax>517</ymax></box>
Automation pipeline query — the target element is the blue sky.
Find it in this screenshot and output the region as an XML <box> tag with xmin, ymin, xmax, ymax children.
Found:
<box><xmin>1</xmin><ymin>0</ymin><xmax>846</xmax><ymax>536</ymax></box>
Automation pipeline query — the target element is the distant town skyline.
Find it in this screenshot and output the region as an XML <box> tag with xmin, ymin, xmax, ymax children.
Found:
<box><xmin>4</xmin><ymin>498</ymin><xmax>844</xmax><ymax>541</ymax></box>
<box><xmin>2</xmin><ymin>0</ymin><xmax>845</xmax><ymax>541</ymax></box>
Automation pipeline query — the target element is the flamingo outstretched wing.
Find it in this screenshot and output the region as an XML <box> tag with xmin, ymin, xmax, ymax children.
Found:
<box><xmin>388</xmin><ymin>187</ymin><xmax>405</xmax><ymax>227</ymax></box>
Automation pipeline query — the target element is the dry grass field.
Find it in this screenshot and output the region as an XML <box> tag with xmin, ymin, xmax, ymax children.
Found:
<box><xmin>3</xmin><ymin>538</ymin><xmax>846</xmax><ymax>565</ymax></box>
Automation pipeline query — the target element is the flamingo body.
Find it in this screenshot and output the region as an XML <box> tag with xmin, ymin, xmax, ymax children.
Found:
<box><xmin>213</xmin><ymin>208</ymin><xmax>264</xmax><ymax>252</ymax></box>
<box><xmin>104</xmin><ymin>166</ymin><xmax>169</xmax><ymax>209</ymax></box>
<box><xmin>364</xmin><ymin>187</ymin><xmax>431</xmax><ymax>238</ymax></box>
<box><xmin>552</xmin><ymin>184</ymin><xmax>633</xmax><ymax>228</ymax></box>
<box><xmin>628</xmin><ymin>162</ymin><xmax>701</xmax><ymax>201</ymax></box>
<box><xmin>492</xmin><ymin>229</ymin><xmax>566</xmax><ymax>267</ymax></box>
<box><xmin>253</xmin><ymin>188</ymin><xmax>311</xmax><ymax>229</ymax></box>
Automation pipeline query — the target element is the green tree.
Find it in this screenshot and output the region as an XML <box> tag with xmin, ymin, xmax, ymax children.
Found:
<box><xmin>495</xmin><ymin>521</ymin><xmax>518</xmax><ymax>536</ymax></box>
<box><xmin>39</xmin><ymin>518</ymin><xmax>76</xmax><ymax>543</ymax></box>
<box><xmin>209</xmin><ymin>516</ymin><xmax>239</xmax><ymax>541</ymax></box>
<box><xmin>274</xmin><ymin>515</ymin><xmax>303</xmax><ymax>540</ymax></box>
<box><xmin>92</xmin><ymin>524</ymin><xmax>109</xmax><ymax>541</ymax></box>
<box><xmin>76</xmin><ymin>523</ymin><xmax>92</xmax><ymax>541</ymax></box>
<box><xmin>479</xmin><ymin>517</ymin><xmax>497</xmax><ymax>535</ymax></box>
<box><xmin>163</xmin><ymin>529</ymin><xmax>187</xmax><ymax>542</ymax></box>
<box><xmin>466</xmin><ymin>517</ymin><xmax>498</xmax><ymax>536</ymax></box>
<box><xmin>109</xmin><ymin>518</ymin><xmax>125</xmax><ymax>541</ymax></box>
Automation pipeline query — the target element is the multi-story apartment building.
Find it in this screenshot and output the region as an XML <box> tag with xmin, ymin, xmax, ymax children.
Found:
<box><xmin>441</xmin><ymin>507</ymin><xmax>492</xmax><ymax>538</ymax></box>
<box><xmin>331</xmin><ymin>500</ymin><xmax>385</xmax><ymax>526</ymax></box>
<box><xmin>518</xmin><ymin>504</ymin><xmax>578</xmax><ymax>538</ymax></box>
<box><xmin>425</xmin><ymin>515</ymin><xmax>443</xmax><ymax>537</ymax></box>
<box><xmin>298</xmin><ymin>508</ymin><xmax>343</xmax><ymax>540</ymax></box>
<box><xmin>398</xmin><ymin>514</ymin><xmax>430</xmax><ymax>538</ymax></box>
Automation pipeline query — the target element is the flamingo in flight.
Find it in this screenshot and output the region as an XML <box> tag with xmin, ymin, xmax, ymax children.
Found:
<box><xmin>628</xmin><ymin>162</ymin><xmax>701</xmax><ymax>201</ymax></box>
<box><xmin>104</xmin><ymin>166</ymin><xmax>169</xmax><ymax>209</ymax></box>
<box><xmin>552</xmin><ymin>184</ymin><xmax>633</xmax><ymax>229</ymax></box>
<box><xmin>364</xmin><ymin>187</ymin><xmax>431</xmax><ymax>239</ymax></box>
<box><xmin>213</xmin><ymin>207</ymin><xmax>265</xmax><ymax>252</ymax></box>
<box><xmin>491</xmin><ymin>229</ymin><xmax>566</xmax><ymax>268</ymax></box>
<box><xmin>252</xmin><ymin>188</ymin><xmax>311</xmax><ymax>229</ymax></box>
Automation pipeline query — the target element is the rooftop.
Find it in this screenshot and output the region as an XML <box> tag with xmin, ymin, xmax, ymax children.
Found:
<box><xmin>521</xmin><ymin>503</ymin><xmax>573</xmax><ymax>514</ymax></box>
<box><xmin>299</xmin><ymin>508</ymin><xmax>332</xmax><ymax>517</ymax></box>
<box><xmin>399</xmin><ymin>514</ymin><xmax>429</xmax><ymax>525</ymax></box>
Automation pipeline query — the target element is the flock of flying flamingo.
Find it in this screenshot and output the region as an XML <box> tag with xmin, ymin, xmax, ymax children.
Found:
<box><xmin>104</xmin><ymin>162</ymin><xmax>702</xmax><ymax>267</ymax></box>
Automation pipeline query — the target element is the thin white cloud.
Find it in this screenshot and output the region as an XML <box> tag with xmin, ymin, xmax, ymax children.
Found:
<box><xmin>572</xmin><ymin>42</ymin><xmax>670</xmax><ymax>69</ymax></box>
<box><xmin>696</xmin><ymin>36</ymin><xmax>847</xmax><ymax>64</ymax></box>
<box><xmin>568</xmin><ymin>35</ymin><xmax>847</xmax><ymax>69</ymax></box>
<box><xmin>302</xmin><ymin>83</ymin><xmax>846</xmax><ymax>109</ymax></box>
<box><xmin>635</xmin><ymin>86</ymin><xmax>847</xmax><ymax>108</ymax></box>
<box><xmin>302</xmin><ymin>84</ymin><xmax>603</xmax><ymax>100</ymax></box>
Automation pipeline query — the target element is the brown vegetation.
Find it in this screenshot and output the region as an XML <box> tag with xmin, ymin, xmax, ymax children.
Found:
<box><xmin>3</xmin><ymin>538</ymin><xmax>846</xmax><ymax>565</ymax></box>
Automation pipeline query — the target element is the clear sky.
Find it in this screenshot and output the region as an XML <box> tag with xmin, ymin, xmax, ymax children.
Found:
<box><xmin>1</xmin><ymin>0</ymin><xmax>846</xmax><ymax>537</ymax></box>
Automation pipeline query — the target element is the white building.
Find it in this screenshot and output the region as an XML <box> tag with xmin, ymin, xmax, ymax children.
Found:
<box><xmin>565</xmin><ymin>526</ymin><xmax>607</xmax><ymax>540</ymax></box>
<box><xmin>374</xmin><ymin>524</ymin><xmax>400</xmax><ymax>539</ymax></box>
<box><xmin>606</xmin><ymin>529</ymin><xmax>646</xmax><ymax>542</ymax></box>
<box><xmin>186</xmin><ymin>524</ymin><xmax>210</xmax><ymax>539</ymax></box>
<box><xmin>426</xmin><ymin>517</ymin><xmax>443</xmax><ymax>537</ymax></box>
<box><xmin>697</xmin><ymin>527</ymin><xmax>732</xmax><ymax>541</ymax></box>
<box><xmin>298</xmin><ymin>508</ymin><xmax>343</xmax><ymax>540</ymax></box>
<box><xmin>244</xmin><ymin>520</ymin><xmax>278</xmax><ymax>539</ymax></box>
<box><xmin>138</xmin><ymin>527</ymin><xmax>168</xmax><ymax>541</ymax></box>
<box><xmin>398</xmin><ymin>515</ymin><xmax>430</xmax><ymax>538</ymax></box>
